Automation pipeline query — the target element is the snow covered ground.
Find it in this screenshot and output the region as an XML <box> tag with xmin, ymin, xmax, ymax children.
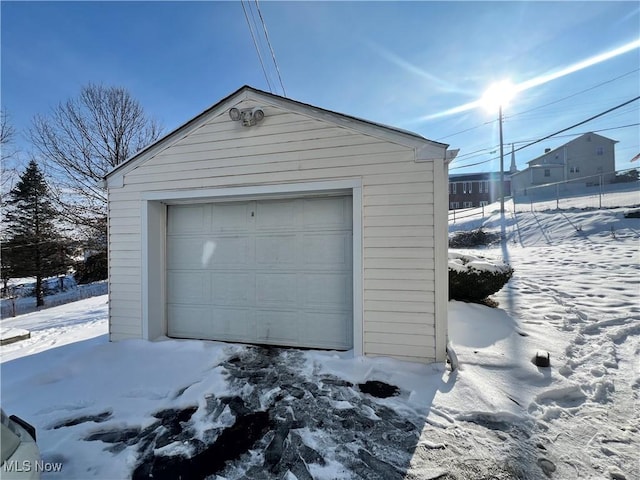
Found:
<box><xmin>1</xmin><ymin>194</ymin><xmax>638</xmax><ymax>479</ymax></box>
<box><xmin>0</xmin><ymin>278</ymin><xmax>108</xmax><ymax>318</ymax></box>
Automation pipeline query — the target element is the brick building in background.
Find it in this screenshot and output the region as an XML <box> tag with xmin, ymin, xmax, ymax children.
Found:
<box><xmin>448</xmin><ymin>172</ymin><xmax>512</xmax><ymax>209</ymax></box>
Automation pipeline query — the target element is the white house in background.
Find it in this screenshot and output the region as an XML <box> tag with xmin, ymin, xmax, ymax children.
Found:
<box><xmin>104</xmin><ymin>86</ymin><xmax>457</xmax><ymax>364</ymax></box>
<box><xmin>511</xmin><ymin>132</ymin><xmax>617</xmax><ymax>196</ymax></box>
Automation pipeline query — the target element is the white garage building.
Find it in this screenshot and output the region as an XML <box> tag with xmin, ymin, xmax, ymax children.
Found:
<box><xmin>105</xmin><ymin>86</ymin><xmax>454</xmax><ymax>363</ymax></box>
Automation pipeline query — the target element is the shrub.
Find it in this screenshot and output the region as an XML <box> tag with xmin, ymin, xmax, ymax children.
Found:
<box><xmin>449</xmin><ymin>252</ymin><xmax>513</xmax><ymax>303</ymax></box>
<box><xmin>75</xmin><ymin>251</ymin><xmax>108</xmax><ymax>284</ymax></box>
<box><xmin>624</xmin><ymin>208</ymin><xmax>640</xmax><ymax>219</ymax></box>
<box><xmin>614</xmin><ymin>169</ymin><xmax>638</xmax><ymax>183</ymax></box>
<box><xmin>449</xmin><ymin>228</ymin><xmax>501</xmax><ymax>248</ymax></box>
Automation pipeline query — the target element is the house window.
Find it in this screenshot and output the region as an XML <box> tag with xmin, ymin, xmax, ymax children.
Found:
<box><xmin>450</xmin><ymin>202</ymin><xmax>460</xmax><ymax>209</ymax></box>
<box><xmin>480</xmin><ymin>201</ymin><xmax>488</xmax><ymax>207</ymax></box>
<box><xmin>449</xmin><ymin>183</ymin><xmax>457</xmax><ymax>194</ymax></box>
<box><xmin>570</xmin><ymin>166</ymin><xmax>580</xmax><ymax>173</ymax></box>
<box><xmin>596</xmin><ymin>146</ymin><xmax>604</xmax><ymax>156</ymax></box>
<box><xmin>463</xmin><ymin>202</ymin><xmax>473</xmax><ymax>208</ymax></box>
<box><xmin>544</xmin><ymin>169</ymin><xmax>551</xmax><ymax>177</ymax></box>
<box><xmin>463</xmin><ymin>182</ymin><xmax>472</xmax><ymax>194</ymax></box>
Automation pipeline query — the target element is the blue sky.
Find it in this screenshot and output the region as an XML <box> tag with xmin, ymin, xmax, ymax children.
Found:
<box><xmin>2</xmin><ymin>1</ymin><xmax>639</xmax><ymax>174</ymax></box>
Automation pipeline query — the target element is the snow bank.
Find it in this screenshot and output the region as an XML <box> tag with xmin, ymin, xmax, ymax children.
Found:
<box><xmin>448</xmin><ymin>251</ymin><xmax>512</xmax><ymax>274</ymax></box>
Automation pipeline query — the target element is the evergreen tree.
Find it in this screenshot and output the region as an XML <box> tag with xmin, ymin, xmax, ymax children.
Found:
<box><xmin>3</xmin><ymin>160</ymin><xmax>71</xmax><ymax>306</ymax></box>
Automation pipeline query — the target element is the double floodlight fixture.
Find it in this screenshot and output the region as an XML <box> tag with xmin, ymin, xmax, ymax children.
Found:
<box><xmin>228</xmin><ymin>107</ymin><xmax>265</xmax><ymax>127</ymax></box>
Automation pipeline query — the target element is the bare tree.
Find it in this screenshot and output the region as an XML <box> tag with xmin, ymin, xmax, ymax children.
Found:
<box><xmin>29</xmin><ymin>84</ymin><xmax>162</xmax><ymax>233</ymax></box>
<box><xmin>0</xmin><ymin>109</ymin><xmax>15</xmax><ymax>146</ymax></box>
<box><xmin>1</xmin><ymin>109</ymin><xmax>17</xmax><ymax>199</ymax></box>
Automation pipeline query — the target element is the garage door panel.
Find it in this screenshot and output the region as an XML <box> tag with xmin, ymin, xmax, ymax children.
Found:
<box><xmin>255</xmin><ymin>234</ymin><xmax>297</xmax><ymax>266</ymax></box>
<box><xmin>303</xmin><ymin>197</ymin><xmax>351</xmax><ymax>228</ymax></box>
<box><xmin>256</xmin><ymin>200</ymin><xmax>296</xmax><ymax>230</ymax></box>
<box><xmin>256</xmin><ymin>273</ymin><xmax>298</xmax><ymax>306</ymax></box>
<box><xmin>211</xmin><ymin>308</ymin><xmax>253</xmax><ymax>339</ymax></box>
<box><xmin>168</xmin><ymin>237</ymin><xmax>252</xmax><ymax>268</ymax></box>
<box><xmin>304</xmin><ymin>273</ymin><xmax>351</xmax><ymax>308</ymax></box>
<box><xmin>167</xmin><ymin>238</ymin><xmax>210</xmax><ymax>269</ymax></box>
<box><xmin>168</xmin><ymin>205</ymin><xmax>208</xmax><ymax>234</ymax></box>
<box><xmin>212</xmin><ymin>203</ymin><xmax>252</xmax><ymax>232</ymax></box>
<box><xmin>302</xmin><ymin>234</ymin><xmax>350</xmax><ymax>267</ymax></box>
<box><xmin>304</xmin><ymin>312</ymin><xmax>352</xmax><ymax>348</ymax></box>
<box><xmin>167</xmin><ymin>305</ymin><xmax>212</xmax><ymax>337</ymax></box>
<box><xmin>167</xmin><ymin>196</ymin><xmax>353</xmax><ymax>350</ymax></box>
<box><xmin>212</xmin><ymin>273</ymin><xmax>254</xmax><ymax>305</ymax></box>
<box><xmin>256</xmin><ymin>311</ymin><xmax>300</xmax><ymax>343</ymax></box>
<box><xmin>168</xmin><ymin>271</ymin><xmax>210</xmax><ymax>304</ymax></box>
<box><xmin>208</xmin><ymin>236</ymin><xmax>252</xmax><ymax>266</ymax></box>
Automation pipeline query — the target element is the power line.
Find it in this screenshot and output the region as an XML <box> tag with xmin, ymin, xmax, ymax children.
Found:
<box><xmin>255</xmin><ymin>0</ymin><xmax>286</xmax><ymax>97</ymax></box>
<box><xmin>508</xmin><ymin>68</ymin><xmax>640</xmax><ymax>119</ymax></box>
<box><xmin>241</xmin><ymin>0</ymin><xmax>273</xmax><ymax>93</ymax></box>
<box><xmin>451</xmin><ymin>122</ymin><xmax>639</xmax><ymax>170</ymax></box>
<box><xmin>513</xmin><ymin>96</ymin><xmax>639</xmax><ymax>154</ymax></box>
<box><xmin>435</xmin><ymin>119</ymin><xmax>493</xmax><ymax>141</ymax></box>
<box><xmin>508</xmin><ymin>101</ymin><xmax>638</xmax><ymax>122</ymax></box>
<box><xmin>514</xmin><ymin>123</ymin><xmax>640</xmax><ymax>145</ymax></box>
<box><xmin>436</xmin><ymin>68</ymin><xmax>640</xmax><ymax>142</ymax></box>
<box><xmin>450</xmin><ymin>97</ymin><xmax>640</xmax><ymax>170</ymax></box>
<box><xmin>247</xmin><ymin>1</ymin><xmax>274</xmax><ymax>88</ymax></box>
<box><xmin>454</xmin><ymin>122</ymin><xmax>640</xmax><ymax>164</ymax></box>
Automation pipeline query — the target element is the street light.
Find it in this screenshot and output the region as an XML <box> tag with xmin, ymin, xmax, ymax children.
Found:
<box><xmin>481</xmin><ymin>80</ymin><xmax>517</xmax><ymax>214</ymax></box>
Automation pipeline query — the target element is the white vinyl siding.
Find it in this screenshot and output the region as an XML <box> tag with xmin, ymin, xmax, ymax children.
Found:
<box><xmin>108</xmin><ymin>97</ymin><xmax>445</xmax><ymax>363</ymax></box>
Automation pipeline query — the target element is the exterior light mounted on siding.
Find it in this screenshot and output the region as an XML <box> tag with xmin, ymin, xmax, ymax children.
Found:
<box><xmin>228</xmin><ymin>107</ymin><xmax>265</xmax><ymax>127</ymax></box>
<box><xmin>228</xmin><ymin>107</ymin><xmax>241</xmax><ymax>121</ymax></box>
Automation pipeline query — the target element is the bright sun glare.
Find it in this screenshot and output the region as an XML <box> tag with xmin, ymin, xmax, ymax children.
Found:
<box><xmin>480</xmin><ymin>79</ymin><xmax>517</xmax><ymax>113</ymax></box>
<box><xmin>420</xmin><ymin>38</ymin><xmax>640</xmax><ymax>121</ymax></box>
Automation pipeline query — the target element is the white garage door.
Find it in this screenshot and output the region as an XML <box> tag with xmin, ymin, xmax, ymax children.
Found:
<box><xmin>166</xmin><ymin>196</ymin><xmax>353</xmax><ymax>350</ymax></box>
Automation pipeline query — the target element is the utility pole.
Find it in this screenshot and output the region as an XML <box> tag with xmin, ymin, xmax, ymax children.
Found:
<box><xmin>499</xmin><ymin>105</ymin><xmax>505</xmax><ymax>214</ymax></box>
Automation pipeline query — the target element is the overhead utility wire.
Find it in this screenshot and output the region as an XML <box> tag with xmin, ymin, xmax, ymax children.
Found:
<box><xmin>509</xmin><ymin>68</ymin><xmax>640</xmax><ymax>118</ymax></box>
<box><xmin>436</xmin><ymin>69</ymin><xmax>640</xmax><ymax>142</ymax></box>
<box><xmin>255</xmin><ymin>0</ymin><xmax>286</xmax><ymax>97</ymax></box>
<box><xmin>455</xmin><ymin>122</ymin><xmax>640</xmax><ymax>163</ymax></box>
<box><xmin>452</xmin><ymin>119</ymin><xmax>640</xmax><ymax>170</ymax></box>
<box><xmin>452</xmin><ymin>125</ymin><xmax>640</xmax><ymax>169</ymax></box>
<box><xmin>436</xmin><ymin>120</ymin><xmax>493</xmax><ymax>141</ymax></box>
<box><xmin>512</xmin><ymin>96</ymin><xmax>640</xmax><ymax>155</ymax></box>
<box><xmin>450</xmin><ymin>96</ymin><xmax>640</xmax><ymax>170</ymax></box>
<box><xmin>241</xmin><ymin>0</ymin><xmax>273</xmax><ymax>93</ymax></box>
<box><xmin>247</xmin><ymin>1</ymin><xmax>274</xmax><ymax>88</ymax></box>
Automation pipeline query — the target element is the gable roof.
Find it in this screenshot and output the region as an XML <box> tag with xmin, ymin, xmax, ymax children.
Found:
<box><xmin>526</xmin><ymin>132</ymin><xmax>617</xmax><ymax>165</ymax></box>
<box><xmin>105</xmin><ymin>85</ymin><xmax>448</xmax><ymax>181</ymax></box>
